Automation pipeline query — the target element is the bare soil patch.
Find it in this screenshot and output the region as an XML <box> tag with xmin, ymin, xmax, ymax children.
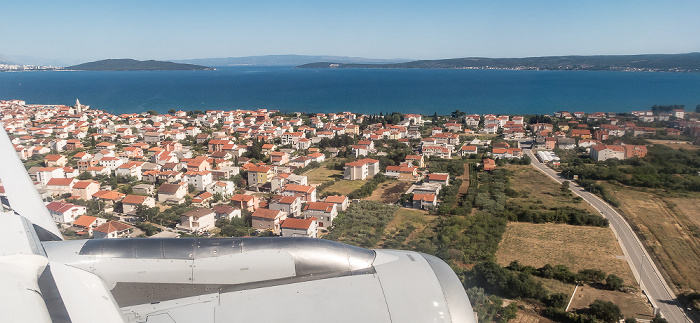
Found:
<box><xmin>364</xmin><ymin>180</ymin><xmax>412</xmax><ymax>204</ymax></box>
<box><xmin>568</xmin><ymin>284</ymin><xmax>654</xmax><ymax>320</ymax></box>
<box><xmin>496</xmin><ymin>222</ymin><xmax>635</xmax><ymax>284</ymax></box>
<box><xmin>458</xmin><ymin>162</ymin><xmax>470</xmax><ymax>195</ymax></box>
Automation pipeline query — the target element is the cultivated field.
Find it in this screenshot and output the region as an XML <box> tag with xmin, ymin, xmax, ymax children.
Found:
<box><xmin>303</xmin><ymin>164</ymin><xmax>342</xmax><ymax>184</ymax></box>
<box><xmin>607</xmin><ymin>187</ymin><xmax>700</xmax><ymax>293</ymax></box>
<box><xmin>647</xmin><ymin>139</ymin><xmax>699</xmax><ymax>150</ymax></box>
<box><xmin>320</xmin><ymin>180</ymin><xmax>364</xmax><ymax>196</ymax></box>
<box><xmin>505</xmin><ymin>165</ymin><xmax>599</xmax><ymax>215</ymax></box>
<box><xmin>364</xmin><ymin>180</ymin><xmax>412</xmax><ymax>204</ymax></box>
<box><xmin>380</xmin><ymin>207</ymin><xmax>437</xmax><ymax>247</ymax></box>
<box><xmin>496</xmin><ymin>222</ymin><xmax>635</xmax><ymax>284</ymax></box>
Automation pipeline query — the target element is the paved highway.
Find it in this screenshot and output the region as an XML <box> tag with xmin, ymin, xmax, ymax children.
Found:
<box><xmin>525</xmin><ymin>149</ymin><xmax>689</xmax><ymax>323</ymax></box>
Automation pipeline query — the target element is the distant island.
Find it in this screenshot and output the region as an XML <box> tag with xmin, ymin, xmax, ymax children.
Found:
<box><xmin>297</xmin><ymin>53</ymin><xmax>700</xmax><ymax>72</ymax></box>
<box><xmin>66</xmin><ymin>59</ymin><xmax>212</xmax><ymax>71</ymax></box>
<box><xmin>174</xmin><ymin>54</ymin><xmax>409</xmax><ymax>67</ymax></box>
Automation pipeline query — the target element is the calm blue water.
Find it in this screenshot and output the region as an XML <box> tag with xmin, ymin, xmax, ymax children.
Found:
<box><xmin>1</xmin><ymin>67</ymin><xmax>699</xmax><ymax>115</ymax></box>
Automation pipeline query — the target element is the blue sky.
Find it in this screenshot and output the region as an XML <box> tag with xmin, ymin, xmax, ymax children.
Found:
<box><xmin>3</xmin><ymin>0</ymin><xmax>699</xmax><ymax>65</ymax></box>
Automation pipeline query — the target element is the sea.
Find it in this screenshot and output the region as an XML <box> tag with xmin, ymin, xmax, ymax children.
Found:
<box><xmin>1</xmin><ymin>66</ymin><xmax>699</xmax><ymax>115</ymax></box>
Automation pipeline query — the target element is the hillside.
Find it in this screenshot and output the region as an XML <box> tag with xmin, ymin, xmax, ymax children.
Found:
<box><xmin>66</xmin><ymin>59</ymin><xmax>212</xmax><ymax>71</ymax></box>
<box><xmin>297</xmin><ymin>53</ymin><xmax>700</xmax><ymax>72</ymax></box>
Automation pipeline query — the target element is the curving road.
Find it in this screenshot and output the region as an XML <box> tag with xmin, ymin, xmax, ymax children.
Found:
<box><xmin>525</xmin><ymin>149</ymin><xmax>689</xmax><ymax>323</ymax></box>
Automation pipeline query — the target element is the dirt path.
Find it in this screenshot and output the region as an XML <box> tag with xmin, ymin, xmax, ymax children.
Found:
<box><xmin>457</xmin><ymin>162</ymin><xmax>470</xmax><ymax>196</ymax></box>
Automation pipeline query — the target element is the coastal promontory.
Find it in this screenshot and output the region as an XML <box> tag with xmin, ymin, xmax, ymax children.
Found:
<box><xmin>297</xmin><ymin>53</ymin><xmax>700</xmax><ymax>72</ymax></box>
<box><xmin>66</xmin><ymin>59</ymin><xmax>212</xmax><ymax>71</ymax></box>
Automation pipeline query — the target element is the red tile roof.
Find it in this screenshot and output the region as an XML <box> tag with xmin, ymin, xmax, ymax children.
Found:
<box><xmin>94</xmin><ymin>221</ymin><xmax>132</xmax><ymax>234</ymax></box>
<box><xmin>252</xmin><ymin>208</ymin><xmax>283</xmax><ymax>220</ymax></box>
<box><xmin>281</xmin><ymin>217</ymin><xmax>315</xmax><ymax>230</ymax></box>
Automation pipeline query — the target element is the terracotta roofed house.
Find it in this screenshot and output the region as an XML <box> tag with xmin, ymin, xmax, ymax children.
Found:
<box><xmin>324</xmin><ymin>195</ymin><xmax>349</xmax><ymax>211</ymax></box>
<box><xmin>93</xmin><ymin>221</ymin><xmax>133</xmax><ymax>239</ymax></box>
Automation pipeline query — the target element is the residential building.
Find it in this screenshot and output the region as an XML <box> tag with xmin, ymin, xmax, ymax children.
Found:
<box><xmin>36</xmin><ymin>167</ymin><xmax>64</xmax><ymax>185</ymax></box>
<box><xmin>425</xmin><ymin>173</ymin><xmax>449</xmax><ymax>186</ymax></box>
<box><xmin>46</xmin><ymin>201</ymin><xmax>86</xmax><ymax>224</ymax></box>
<box><xmin>281</xmin><ymin>184</ymin><xmax>317</xmax><ymax>202</ymax></box>
<box><xmin>412</xmin><ymin>193</ymin><xmax>436</xmax><ymax>210</ymax></box>
<box><xmin>385</xmin><ymin>165</ymin><xmax>419</xmax><ymax>181</ymax></box>
<box><xmin>269</xmin><ymin>151</ymin><xmax>290</xmax><ymax>165</ymax></box>
<box><xmin>303</xmin><ymin>202</ymin><xmax>337</xmax><ymax>228</ymax></box>
<box><xmin>92</xmin><ymin>190</ymin><xmax>125</xmax><ymax>206</ymax></box>
<box><xmin>247</xmin><ymin>165</ymin><xmax>275</xmax><ymax>187</ymax></box>
<box><xmin>157</xmin><ymin>182</ymin><xmax>188</xmax><ymax>204</ymax></box>
<box><xmin>45</xmin><ymin>154</ymin><xmax>67</xmax><ymax>167</ymax></box>
<box><xmin>268</xmin><ymin>195</ymin><xmax>303</xmax><ymax>217</ymax></box>
<box><xmin>212</xmin><ymin>204</ymin><xmax>241</xmax><ymax>220</ymax></box>
<box><xmin>121</xmin><ymin>195</ymin><xmax>156</xmax><ymax>214</ymax></box>
<box><xmin>343</xmin><ymin>158</ymin><xmax>380</xmax><ymax>180</ymax></box>
<box><xmin>206</xmin><ymin>180</ymin><xmax>236</xmax><ymax>198</ymax></box>
<box><xmin>115</xmin><ymin>161</ymin><xmax>143</xmax><ymax>180</ymax></box>
<box><xmin>72</xmin><ymin>215</ymin><xmax>107</xmax><ymax>237</ymax></box>
<box><xmin>405</xmin><ymin>155</ymin><xmax>425</xmax><ymax>168</ymax></box>
<box><xmin>590</xmin><ymin>144</ymin><xmax>626</xmax><ymax>161</ymax></box>
<box><xmin>46</xmin><ymin>177</ymin><xmax>76</xmax><ymax>196</ymax></box>
<box><xmin>179</xmin><ymin>207</ymin><xmax>216</xmax><ymax>232</ymax></box>
<box><xmin>71</xmin><ymin>180</ymin><xmax>99</xmax><ymax>200</ymax></box>
<box><xmin>324</xmin><ymin>195</ymin><xmax>349</xmax><ymax>211</ymax></box>
<box><xmin>231</xmin><ymin>194</ymin><xmax>260</xmax><ymax>212</ymax></box>
<box><xmin>93</xmin><ymin>221</ymin><xmax>133</xmax><ymax>239</ymax></box>
<box><xmin>184</xmin><ymin>170</ymin><xmax>213</xmax><ymax>191</ymax></box>
<box><xmin>421</xmin><ymin>146</ymin><xmax>452</xmax><ymax>159</ymax></box>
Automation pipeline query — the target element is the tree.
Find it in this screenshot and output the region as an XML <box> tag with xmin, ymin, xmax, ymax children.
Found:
<box><xmin>696</xmin><ymin>104</ymin><xmax>700</xmax><ymax>113</ymax></box>
<box><xmin>168</xmin><ymin>108</ymin><xmax>176</xmax><ymax>114</ymax></box>
<box><xmin>605</xmin><ymin>274</ymin><xmax>624</xmax><ymax>291</ymax></box>
<box><xmin>588</xmin><ymin>299</ymin><xmax>623</xmax><ymax>323</ymax></box>
<box><xmin>560</xmin><ymin>181</ymin><xmax>570</xmax><ymax>195</ymax></box>
<box><xmin>78</xmin><ymin>172</ymin><xmax>93</xmax><ymax>180</ymax></box>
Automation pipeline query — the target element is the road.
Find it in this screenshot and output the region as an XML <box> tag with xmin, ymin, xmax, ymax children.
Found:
<box><xmin>525</xmin><ymin>149</ymin><xmax>689</xmax><ymax>323</ymax></box>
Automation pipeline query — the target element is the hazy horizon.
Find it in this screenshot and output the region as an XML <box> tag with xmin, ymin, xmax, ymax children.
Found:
<box><xmin>3</xmin><ymin>1</ymin><xmax>699</xmax><ymax>66</ymax></box>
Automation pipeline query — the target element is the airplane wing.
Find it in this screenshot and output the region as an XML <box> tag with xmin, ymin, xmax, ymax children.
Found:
<box><xmin>1</xmin><ymin>124</ymin><xmax>475</xmax><ymax>323</ymax></box>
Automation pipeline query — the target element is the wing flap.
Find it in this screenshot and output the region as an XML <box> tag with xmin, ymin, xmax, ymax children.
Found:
<box><xmin>50</xmin><ymin>262</ymin><xmax>125</xmax><ymax>323</ymax></box>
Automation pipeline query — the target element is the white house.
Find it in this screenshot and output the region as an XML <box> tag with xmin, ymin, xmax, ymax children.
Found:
<box><xmin>179</xmin><ymin>207</ymin><xmax>216</xmax><ymax>232</ymax></box>
<box><xmin>303</xmin><ymin>202</ymin><xmax>338</xmax><ymax>228</ymax></box>
<box><xmin>184</xmin><ymin>170</ymin><xmax>213</xmax><ymax>191</ymax></box>
<box><xmin>269</xmin><ymin>195</ymin><xmax>303</xmax><ymax>217</ymax></box>
<box><xmin>206</xmin><ymin>180</ymin><xmax>236</xmax><ymax>198</ymax></box>
<box><xmin>46</xmin><ymin>201</ymin><xmax>86</xmax><ymax>224</ymax></box>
